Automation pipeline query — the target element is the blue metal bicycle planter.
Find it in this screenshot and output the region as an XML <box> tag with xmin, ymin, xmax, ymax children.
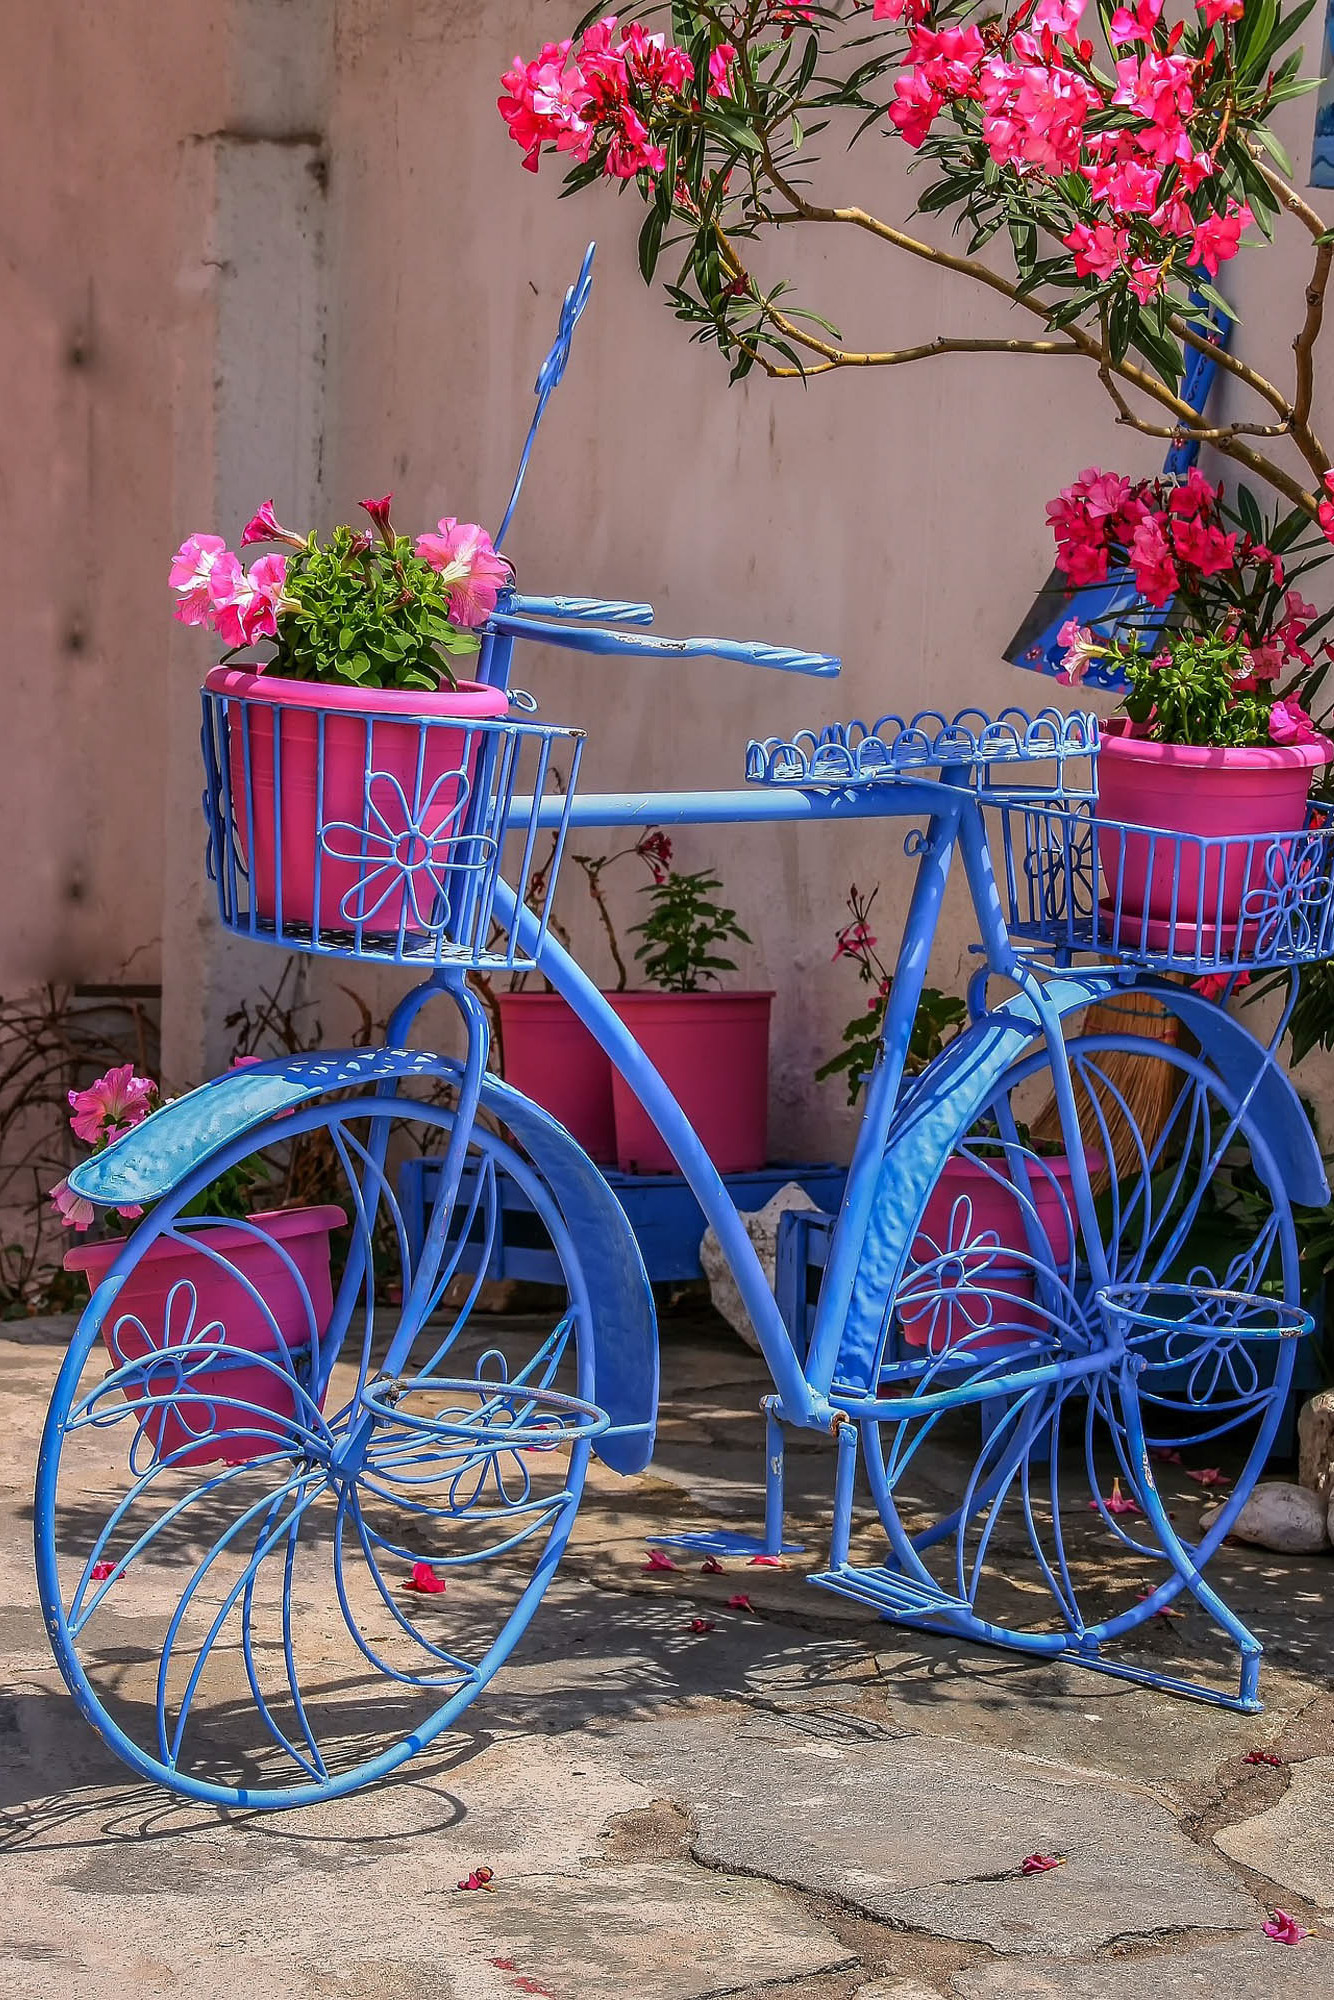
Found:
<box><xmin>34</xmin><ymin>249</ymin><xmax>1330</xmax><ymax>1808</ymax></box>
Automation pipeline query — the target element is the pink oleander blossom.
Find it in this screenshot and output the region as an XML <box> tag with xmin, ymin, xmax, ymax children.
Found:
<box><xmin>50</xmin><ymin>1177</ymin><xmax>96</xmax><ymax>1232</ymax></box>
<box><xmin>169</xmin><ymin>534</ymin><xmax>230</xmax><ymax>627</ymax></box>
<box><xmin>708</xmin><ymin>42</ymin><xmax>738</xmax><ymax>97</ymax></box>
<box><xmin>1199</xmin><ymin>0</ymin><xmax>1244</xmax><ymax>22</ymax></box>
<box><xmin>1109</xmin><ymin>0</ymin><xmax>1162</xmax><ymax>43</ymax></box>
<box><xmin>208</xmin><ymin>552</ymin><xmax>289</xmax><ymax>649</ymax></box>
<box><xmin>1063</xmin><ymin>222</ymin><xmax>1126</xmax><ymax>280</ymax></box>
<box><xmin>1128</xmin><ymin>513</ymin><xmax>1178</xmax><ymax>605</ymax></box>
<box><xmin>1191</xmin><ymin>202</ymin><xmax>1252</xmax><ymax>277</ymax></box>
<box><xmin>68</xmin><ymin>1064</ymin><xmax>157</xmax><ymax>1146</ymax></box>
<box><xmin>413</xmin><ymin>519</ymin><xmax>510</xmax><ymax>626</ymax></box>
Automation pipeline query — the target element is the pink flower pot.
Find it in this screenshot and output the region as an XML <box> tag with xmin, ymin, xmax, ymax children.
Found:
<box><xmin>900</xmin><ymin>1152</ymin><xmax>1091</xmax><ymax>1352</ymax></box>
<box><xmin>65</xmin><ymin>1205</ymin><xmax>347</xmax><ymax>1466</ymax></box>
<box><xmin>496</xmin><ymin>990</ymin><xmax>617</xmax><ymax>1165</ymax></box>
<box><xmin>1094</xmin><ymin>721</ymin><xmax>1333</xmax><ymax>937</ymax></box>
<box><xmin>206</xmin><ymin>668</ymin><xmax>510</xmax><ymax>936</ymax></box>
<box><xmin>606</xmin><ymin>991</ymin><xmax>772</xmax><ymax>1175</ymax></box>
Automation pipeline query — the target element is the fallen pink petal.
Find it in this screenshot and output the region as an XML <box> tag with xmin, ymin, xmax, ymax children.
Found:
<box><xmin>1090</xmin><ymin>1477</ymin><xmax>1139</xmax><ymax>1516</ymax></box>
<box><xmin>404</xmin><ymin>1561</ymin><xmax>446</xmax><ymax>1594</ymax></box>
<box><xmin>457</xmin><ymin>1866</ymin><xmax>496</xmax><ymax>1892</ymax></box>
<box><xmin>699</xmin><ymin>1556</ymin><xmax>725</xmax><ymax>1574</ymax></box>
<box><xmin>1021</xmin><ymin>1854</ymin><xmax>1065</xmax><ymax>1875</ymax></box>
<box><xmin>1136</xmin><ymin>1591</ymin><xmax>1185</xmax><ymax>1619</ymax></box>
<box><xmin>727</xmin><ymin>1593</ymin><xmax>757</xmax><ymax>1612</ymax></box>
<box><xmin>689</xmin><ymin>1618</ymin><xmax>715</xmax><ymax>1634</ymax></box>
<box><xmin>1151</xmin><ymin>1448</ymin><xmax>1184</xmax><ymax>1465</ymax></box>
<box><xmin>89</xmin><ymin>1560</ymin><xmax>116</xmax><ymax>1582</ymax></box>
<box><xmin>1186</xmin><ymin>1467</ymin><xmax>1231</xmax><ymax>1487</ymax></box>
<box><xmin>747</xmin><ymin>1554</ymin><xmax>784</xmax><ymax>1568</ymax></box>
<box><xmin>1263</xmin><ymin>1910</ymin><xmax>1310</xmax><ymax>1944</ymax></box>
<box><xmin>643</xmin><ymin>1549</ymin><xmax>681</xmax><ymax>1573</ymax></box>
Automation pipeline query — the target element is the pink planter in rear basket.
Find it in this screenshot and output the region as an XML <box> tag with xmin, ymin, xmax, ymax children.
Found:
<box><xmin>65</xmin><ymin>1205</ymin><xmax>346</xmax><ymax>1466</ymax></box>
<box><xmin>496</xmin><ymin>990</ymin><xmax>618</xmax><ymax>1164</ymax></box>
<box><xmin>606</xmin><ymin>991</ymin><xmax>772</xmax><ymax>1175</ymax></box>
<box><xmin>206</xmin><ymin>668</ymin><xmax>510</xmax><ymax>937</ymax></box>
<box><xmin>1094</xmin><ymin>721</ymin><xmax>1333</xmax><ymax>933</ymax></box>
<box><xmin>900</xmin><ymin>1152</ymin><xmax>1093</xmax><ymax>1352</ymax></box>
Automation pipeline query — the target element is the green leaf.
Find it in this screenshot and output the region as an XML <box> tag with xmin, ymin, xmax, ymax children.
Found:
<box><xmin>639</xmin><ymin>203</ymin><xmax>666</xmax><ymax>286</ymax></box>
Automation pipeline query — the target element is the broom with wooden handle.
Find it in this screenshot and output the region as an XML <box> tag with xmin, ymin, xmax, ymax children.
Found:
<box><xmin>1030</xmin><ymin>988</ymin><xmax>1181</xmax><ymax>1190</ymax></box>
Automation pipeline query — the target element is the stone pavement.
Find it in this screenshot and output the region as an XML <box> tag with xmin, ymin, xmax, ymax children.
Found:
<box><xmin>3</xmin><ymin>1305</ymin><xmax>1334</xmax><ymax>1999</ymax></box>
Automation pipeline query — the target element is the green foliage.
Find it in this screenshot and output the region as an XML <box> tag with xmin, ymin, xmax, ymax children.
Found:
<box><xmin>816</xmin><ymin>981</ymin><xmax>966</xmax><ymax>1106</ymax></box>
<box><xmin>267</xmin><ymin>527</ymin><xmax>480</xmax><ymax>691</ymax></box>
<box><xmin>815</xmin><ymin>885</ymin><xmax>966</xmax><ymax>1105</ymax></box>
<box><xmin>629</xmin><ymin>867</ymin><xmax>750</xmax><ymax>991</ymax></box>
<box><xmin>1116</xmin><ymin>629</ymin><xmax>1280</xmax><ymax>747</ymax></box>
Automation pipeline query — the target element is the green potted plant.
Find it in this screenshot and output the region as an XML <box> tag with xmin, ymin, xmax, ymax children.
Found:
<box><xmin>172</xmin><ymin>494</ymin><xmax>512</xmax><ymax>935</ymax></box>
<box><xmin>608</xmin><ymin>864</ymin><xmax>770</xmax><ymax>1173</ymax></box>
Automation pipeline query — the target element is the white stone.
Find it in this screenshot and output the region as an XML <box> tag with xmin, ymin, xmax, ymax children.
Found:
<box><xmin>1199</xmin><ymin>1481</ymin><xmax>1329</xmax><ymax>1555</ymax></box>
<box><xmin>700</xmin><ymin>1182</ymin><xmax>824</xmax><ymax>1352</ymax></box>
<box><xmin>1298</xmin><ymin>1389</ymin><xmax>1334</xmax><ymax>1497</ymax></box>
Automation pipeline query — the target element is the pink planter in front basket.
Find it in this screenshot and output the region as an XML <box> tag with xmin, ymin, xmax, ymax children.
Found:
<box><xmin>1094</xmin><ymin>721</ymin><xmax>1333</xmax><ymax>932</ymax></box>
<box><xmin>65</xmin><ymin>1205</ymin><xmax>347</xmax><ymax>1466</ymax></box>
<box><xmin>606</xmin><ymin>991</ymin><xmax>772</xmax><ymax>1175</ymax></box>
<box><xmin>206</xmin><ymin>668</ymin><xmax>510</xmax><ymax>936</ymax></box>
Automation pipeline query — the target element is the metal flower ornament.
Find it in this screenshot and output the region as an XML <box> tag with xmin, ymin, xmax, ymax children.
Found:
<box><xmin>319</xmin><ymin>769</ymin><xmax>499</xmax><ymax>932</ymax></box>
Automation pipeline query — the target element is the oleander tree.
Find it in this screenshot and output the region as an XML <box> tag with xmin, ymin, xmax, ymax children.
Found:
<box><xmin>498</xmin><ymin>0</ymin><xmax>1334</xmax><ymax>536</ymax></box>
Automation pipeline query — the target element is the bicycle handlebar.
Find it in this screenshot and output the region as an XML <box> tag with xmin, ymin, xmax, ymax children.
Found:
<box><xmin>489</xmin><ymin>610</ymin><xmax>841</xmax><ymax>679</ymax></box>
<box><xmin>508</xmin><ymin>593</ymin><xmax>655</xmax><ymax>626</ymax></box>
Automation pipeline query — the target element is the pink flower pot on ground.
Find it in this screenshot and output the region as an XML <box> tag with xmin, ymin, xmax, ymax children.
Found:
<box><xmin>206</xmin><ymin>668</ymin><xmax>510</xmax><ymax>936</ymax></box>
<box><xmin>65</xmin><ymin>1205</ymin><xmax>347</xmax><ymax>1466</ymax></box>
<box><xmin>606</xmin><ymin>991</ymin><xmax>773</xmax><ymax>1175</ymax></box>
<box><xmin>496</xmin><ymin>990</ymin><xmax>618</xmax><ymax>1165</ymax></box>
<box><xmin>1094</xmin><ymin>721</ymin><xmax>1333</xmax><ymax>941</ymax></box>
<box><xmin>900</xmin><ymin>1152</ymin><xmax>1091</xmax><ymax>1352</ymax></box>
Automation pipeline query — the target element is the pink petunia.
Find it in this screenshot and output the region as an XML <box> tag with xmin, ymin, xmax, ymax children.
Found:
<box><xmin>240</xmin><ymin>499</ymin><xmax>305</xmax><ymax>548</ymax></box>
<box><xmin>414</xmin><ymin>518</ymin><xmax>511</xmax><ymax>627</ymax></box>
<box><xmin>359</xmin><ymin>493</ymin><xmax>396</xmax><ymax>543</ymax></box>
<box><xmin>208</xmin><ymin>552</ymin><xmax>289</xmax><ymax>650</ymax></box>
<box><xmin>68</xmin><ymin>1063</ymin><xmax>157</xmax><ymax>1145</ymax></box>
<box><xmin>50</xmin><ymin>1177</ymin><xmax>96</xmax><ymax>1231</ymax></box>
<box><xmin>169</xmin><ymin>533</ymin><xmax>231</xmax><ymax>626</ymax></box>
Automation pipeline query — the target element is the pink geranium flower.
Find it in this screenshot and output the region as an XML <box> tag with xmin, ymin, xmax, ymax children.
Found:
<box><xmin>50</xmin><ymin>1177</ymin><xmax>96</xmax><ymax>1232</ymax></box>
<box><xmin>68</xmin><ymin>1063</ymin><xmax>157</xmax><ymax>1145</ymax></box>
<box><xmin>169</xmin><ymin>533</ymin><xmax>230</xmax><ymax>626</ymax></box>
<box><xmin>414</xmin><ymin>519</ymin><xmax>511</xmax><ymax>626</ymax></box>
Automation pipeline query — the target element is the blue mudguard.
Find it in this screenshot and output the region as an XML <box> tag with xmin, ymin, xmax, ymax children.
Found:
<box><xmin>69</xmin><ymin>1050</ymin><xmax>659</xmax><ymax>1475</ymax></box>
<box><xmin>836</xmin><ymin>973</ymin><xmax>1326</xmax><ymax>1392</ymax></box>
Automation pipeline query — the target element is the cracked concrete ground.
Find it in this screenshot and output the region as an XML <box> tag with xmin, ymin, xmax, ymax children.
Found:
<box><xmin>3</xmin><ymin>1304</ymin><xmax>1333</xmax><ymax>1998</ymax></box>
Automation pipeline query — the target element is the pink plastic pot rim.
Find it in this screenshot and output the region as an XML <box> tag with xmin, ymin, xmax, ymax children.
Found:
<box><xmin>204</xmin><ymin>666</ymin><xmax>511</xmax><ymax>721</ymax></box>
<box><xmin>1099</xmin><ymin>718</ymin><xmax>1334</xmax><ymax>772</ymax></box>
<box><xmin>606</xmin><ymin>990</ymin><xmax>775</xmax><ymax>1007</ymax></box>
<box><xmin>64</xmin><ymin>1204</ymin><xmax>348</xmax><ymax>1274</ymax></box>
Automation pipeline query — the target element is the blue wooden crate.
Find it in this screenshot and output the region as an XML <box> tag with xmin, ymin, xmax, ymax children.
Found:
<box><xmin>401</xmin><ymin>1157</ymin><xmax>847</xmax><ymax>1287</ymax></box>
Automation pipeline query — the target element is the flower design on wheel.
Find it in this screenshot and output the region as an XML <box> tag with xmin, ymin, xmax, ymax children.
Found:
<box><xmin>1239</xmin><ymin>830</ymin><xmax>1334</xmax><ymax>961</ymax></box>
<box><xmin>319</xmin><ymin>770</ymin><xmax>499</xmax><ymax>931</ymax></box>
<box><xmin>898</xmin><ymin>1195</ymin><xmax>1012</xmax><ymax>1355</ymax></box>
